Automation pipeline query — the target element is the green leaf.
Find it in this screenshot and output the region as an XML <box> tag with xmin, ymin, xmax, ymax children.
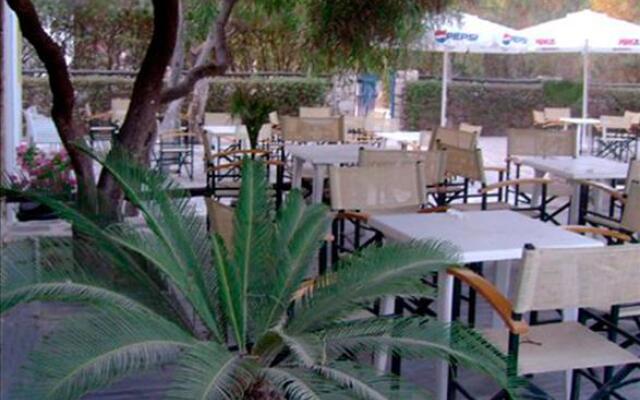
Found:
<box><xmin>12</xmin><ymin>310</ymin><xmax>194</xmax><ymax>400</ymax></box>
<box><xmin>168</xmin><ymin>342</ymin><xmax>257</xmax><ymax>400</ymax></box>
<box><xmin>288</xmin><ymin>241</ymin><xmax>458</xmax><ymax>333</ymax></box>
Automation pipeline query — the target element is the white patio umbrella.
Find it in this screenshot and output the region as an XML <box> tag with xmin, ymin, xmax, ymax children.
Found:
<box><xmin>2</xmin><ymin>6</ymin><xmax>22</xmax><ymax>176</ymax></box>
<box><xmin>413</xmin><ymin>13</ymin><xmax>527</xmax><ymax>126</ymax></box>
<box><xmin>519</xmin><ymin>9</ymin><xmax>640</xmax><ymax>119</ymax></box>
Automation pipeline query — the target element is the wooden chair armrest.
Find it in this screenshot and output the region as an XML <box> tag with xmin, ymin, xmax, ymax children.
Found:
<box><xmin>448</xmin><ymin>267</ymin><xmax>529</xmax><ymax>335</ymax></box>
<box><xmin>208</xmin><ymin>159</ymin><xmax>283</xmax><ymax>173</ymax></box>
<box><xmin>543</xmin><ymin>120</ymin><xmax>565</xmax><ymax>128</ymax></box>
<box><xmin>210</xmin><ymin>149</ymin><xmax>270</xmax><ymax>159</ymax></box>
<box><xmin>417</xmin><ymin>206</ymin><xmax>449</xmax><ymax>214</ymax></box>
<box><xmin>563</xmin><ymin>225</ymin><xmax>632</xmax><ymax>242</ymax></box>
<box><xmin>484</xmin><ymin>165</ymin><xmax>507</xmax><ymax>173</ymax></box>
<box><xmin>577</xmin><ymin>180</ymin><xmax>626</xmax><ymax>203</ymax></box>
<box><xmin>479</xmin><ymin>178</ymin><xmax>552</xmax><ymax>194</ymax></box>
<box><xmin>335</xmin><ymin>210</ymin><xmax>370</xmax><ymax>222</ymax></box>
<box><xmin>292</xmin><ymin>273</ymin><xmax>337</xmax><ymax>301</ymax></box>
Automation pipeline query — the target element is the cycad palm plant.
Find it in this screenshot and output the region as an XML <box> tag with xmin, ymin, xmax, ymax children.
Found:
<box><xmin>1</xmin><ymin>152</ymin><xmax>515</xmax><ymax>399</ymax></box>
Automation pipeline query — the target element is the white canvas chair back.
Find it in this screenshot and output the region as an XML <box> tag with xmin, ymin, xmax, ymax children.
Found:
<box><xmin>343</xmin><ymin>115</ymin><xmax>366</xmax><ymax>133</ymax></box>
<box><xmin>459</xmin><ymin>122</ymin><xmax>483</xmax><ymax>136</ymax></box>
<box><xmin>110</xmin><ymin>98</ymin><xmax>130</xmax><ymax>126</ymax></box>
<box><xmin>364</xmin><ymin>116</ymin><xmax>399</xmax><ymax>132</ymax></box>
<box><xmin>358</xmin><ymin>149</ymin><xmax>446</xmax><ymax>186</ymax></box>
<box><xmin>624</xmin><ymin>111</ymin><xmax>640</xmax><ymax>127</ymax></box>
<box><xmin>204</xmin><ymin>198</ymin><xmax>234</xmax><ymax>249</ymax></box>
<box><xmin>24</xmin><ymin>107</ymin><xmax>61</xmax><ymax>145</ymax></box>
<box><xmin>600</xmin><ymin>115</ymin><xmax>631</xmax><ymax>136</ymax></box>
<box><xmin>329</xmin><ymin>163</ymin><xmax>425</xmax><ymax>212</ymax></box>
<box><xmin>543</xmin><ymin>107</ymin><xmax>570</xmax><ymax>122</ymax></box>
<box><xmin>204</xmin><ymin>112</ymin><xmax>236</xmax><ymax>126</ymax></box>
<box><xmin>281</xmin><ymin>116</ymin><xmax>344</xmax><ymax>143</ymax></box>
<box><xmin>269</xmin><ymin>111</ymin><xmax>279</xmax><ymax>126</ymax></box>
<box><xmin>299</xmin><ymin>106</ymin><xmax>332</xmax><ymax>118</ymax></box>
<box><xmin>513</xmin><ymin>245</ymin><xmax>640</xmax><ymax>314</ymax></box>
<box><xmin>532</xmin><ymin>110</ymin><xmax>546</xmax><ymax>126</ymax></box>
<box><xmin>430</xmin><ymin>127</ymin><xmax>478</xmax><ymax>151</ymax></box>
<box><xmin>621</xmin><ymin>180</ymin><xmax>640</xmax><ymax>233</ymax></box>
<box><xmin>443</xmin><ymin>147</ymin><xmax>486</xmax><ymax>183</ymax></box>
<box><xmin>507</xmin><ymin>129</ymin><xmax>577</xmax><ymax>158</ymax></box>
<box><xmin>626</xmin><ymin>160</ymin><xmax>640</xmax><ymax>189</ymax></box>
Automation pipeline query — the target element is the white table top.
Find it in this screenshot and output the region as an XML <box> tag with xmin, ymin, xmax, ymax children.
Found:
<box><xmin>560</xmin><ymin>117</ymin><xmax>601</xmax><ymax>125</ymax></box>
<box><xmin>375</xmin><ymin>131</ymin><xmax>424</xmax><ymax>143</ymax></box>
<box><xmin>203</xmin><ymin>125</ymin><xmax>244</xmax><ymax>136</ymax></box>
<box><xmin>519</xmin><ymin>156</ymin><xmax>628</xmax><ymax>181</ymax></box>
<box><xmin>287</xmin><ymin>144</ymin><xmax>372</xmax><ymax>165</ymax></box>
<box><xmin>369</xmin><ymin>210</ymin><xmax>603</xmax><ymax>264</ymax></box>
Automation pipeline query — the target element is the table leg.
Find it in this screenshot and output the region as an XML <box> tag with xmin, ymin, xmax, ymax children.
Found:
<box><xmin>562</xmin><ymin>308</ymin><xmax>578</xmax><ymax>400</ymax></box>
<box><xmin>493</xmin><ymin>260</ymin><xmax>512</xmax><ymax>328</ymax></box>
<box><xmin>374</xmin><ymin>296</ymin><xmax>396</xmax><ymax>373</ymax></box>
<box><xmin>292</xmin><ymin>157</ymin><xmax>303</xmax><ymax>190</ymax></box>
<box><xmin>435</xmin><ymin>271</ymin><xmax>454</xmax><ymax>400</ymax></box>
<box><xmin>312</xmin><ymin>165</ymin><xmax>325</xmax><ymax>204</ymax></box>
<box><xmin>568</xmin><ymin>182</ymin><xmax>581</xmax><ymax>225</ymax></box>
<box><xmin>531</xmin><ymin>169</ymin><xmax>545</xmax><ymax>208</ymax></box>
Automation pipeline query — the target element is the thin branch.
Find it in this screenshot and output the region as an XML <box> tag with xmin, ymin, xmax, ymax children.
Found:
<box><xmin>160</xmin><ymin>0</ymin><xmax>238</xmax><ymax>103</ymax></box>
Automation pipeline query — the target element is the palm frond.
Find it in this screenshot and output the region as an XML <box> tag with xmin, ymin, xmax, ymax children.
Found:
<box><xmin>314</xmin><ymin>361</ymin><xmax>428</xmax><ymax>400</ymax></box>
<box><xmin>287</xmin><ymin>241</ymin><xmax>458</xmax><ymax>333</ymax></box>
<box><xmin>167</xmin><ymin>342</ymin><xmax>257</xmax><ymax>400</ymax></box>
<box><xmin>257</xmin><ymin>189</ymin><xmax>330</xmax><ymax>334</ymax></box>
<box><xmin>230</xmin><ymin>158</ymin><xmax>275</xmax><ymax>349</ymax></box>
<box><xmin>12</xmin><ymin>310</ymin><xmax>194</xmax><ymax>400</ymax></box>
<box><xmin>261</xmin><ymin>367</ymin><xmax>350</xmax><ymax>400</ymax></box>
<box><xmin>319</xmin><ymin>317</ymin><xmax>511</xmax><ymax>390</ymax></box>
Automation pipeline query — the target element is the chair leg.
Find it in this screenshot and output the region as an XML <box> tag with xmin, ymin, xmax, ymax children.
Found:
<box><xmin>570</xmin><ymin>370</ymin><xmax>581</xmax><ymax>400</ymax></box>
<box><xmin>589</xmin><ymin>364</ymin><xmax>639</xmax><ymax>400</ymax></box>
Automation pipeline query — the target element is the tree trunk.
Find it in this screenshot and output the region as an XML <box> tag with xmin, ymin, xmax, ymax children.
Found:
<box><xmin>159</xmin><ymin>0</ymin><xmax>185</xmax><ymax>132</ymax></box>
<box><xmin>96</xmin><ymin>0</ymin><xmax>179</xmax><ymax>222</ymax></box>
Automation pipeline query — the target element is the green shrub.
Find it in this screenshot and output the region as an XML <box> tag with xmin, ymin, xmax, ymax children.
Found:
<box><xmin>23</xmin><ymin>76</ymin><xmax>330</xmax><ymax>115</ymax></box>
<box><xmin>403</xmin><ymin>80</ymin><xmax>441</xmax><ymax>130</ymax></box>
<box><xmin>206</xmin><ymin>77</ymin><xmax>330</xmax><ymax>115</ymax></box>
<box><xmin>542</xmin><ymin>80</ymin><xmax>583</xmax><ymax>107</ymax></box>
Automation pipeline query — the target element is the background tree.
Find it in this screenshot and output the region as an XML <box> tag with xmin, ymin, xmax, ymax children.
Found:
<box><xmin>6</xmin><ymin>0</ymin><xmax>451</xmax><ymax>223</ymax></box>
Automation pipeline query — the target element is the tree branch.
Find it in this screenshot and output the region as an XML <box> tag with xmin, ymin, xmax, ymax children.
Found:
<box><xmin>160</xmin><ymin>0</ymin><xmax>238</xmax><ymax>104</ymax></box>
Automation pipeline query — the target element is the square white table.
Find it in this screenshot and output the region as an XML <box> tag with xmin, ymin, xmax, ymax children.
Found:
<box><xmin>519</xmin><ymin>156</ymin><xmax>628</xmax><ymax>224</ymax></box>
<box><xmin>375</xmin><ymin>131</ymin><xmax>426</xmax><ymax>150</ymax></box>
<box><xmin>369</xmin><ymin>210</ymin><xmax>604</xmax><ymax>400</ymax></box>
<box><xmin>288</xmin><ymin>144</ymin><xmax>371</xmax><ymax>203</ymax></box>
<box><xmin>203</xmin><ymin>125</ymin><xmax>247</xmax><ymax>152</ymax></box>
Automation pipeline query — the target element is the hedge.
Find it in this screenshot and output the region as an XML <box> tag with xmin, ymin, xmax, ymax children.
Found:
<box><xmin>401</xmin><ymin>79</ymin><xmax>640</xmax><ymax>135</ymax></box>
<box><xmin>23</xmin><ymin>76</ymin><xmax>330</xmax><ymax>115</ymax></box>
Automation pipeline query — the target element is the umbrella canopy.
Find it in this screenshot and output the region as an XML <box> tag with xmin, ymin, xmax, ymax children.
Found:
<box><xmin>521</xmin><ymin>9</ymin><xmax>640</xmax><ymax>54</ymax></box>
<box><xmin>415</xmin><ymin>13</ymin><xmax>527</xmax><ymax>54</ymax></box>
<box><xmin>412</xmin><ymin>13</ymin><xmax>525</xmax><ymax>127</ymax></box>
<box><xmin>519</xmin><ymin>10</ymin><xmax>640</xmax><ymax>120</ymax></box>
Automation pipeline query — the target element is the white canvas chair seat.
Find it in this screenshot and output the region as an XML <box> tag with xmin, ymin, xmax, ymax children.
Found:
<box><xmin>429</xmin><ymin>127</ymin><xmax>479</xmax><ymax>151</ymax></box>
<box><xmin>543</xmin><ymin>107</ymin><xmax>571</xmax><ymax>125</ymax></box>
<box><xmin>358</xmin><ymin>149</ymin><xmax>446</xmax><ymax>187</ymax></box>
<box><xmin>482</xmin><ymin>322</ymin><xmax>638</xmax><ymax>376</ymax></box>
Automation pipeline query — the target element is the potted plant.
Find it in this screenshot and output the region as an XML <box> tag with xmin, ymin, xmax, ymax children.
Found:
<box><xmin>230</xmin><ymin>87</ymin><xmax>274</xmax><ymax>151</ymax></box>
<box><xmin>10</xmin><ymin>143</ymin><xmax>76</xmax><ymax>221</ymax></box>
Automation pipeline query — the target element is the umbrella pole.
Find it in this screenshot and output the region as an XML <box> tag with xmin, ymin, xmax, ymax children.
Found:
<box><xmin>581</xmin><ymin>41</ymin><xmax>590</xmax><ymax>155</ymax></box>
<box><xmin>440</xmin><ymin>51</ymin><xmax>450</xmax><ymax>127</ymax></box>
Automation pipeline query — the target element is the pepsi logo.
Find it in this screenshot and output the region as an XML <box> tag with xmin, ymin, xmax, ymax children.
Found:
<box><xmin>502</xmin><ymin>33</ymin><xmax>512</xmax><ymax>45</ymax></box>
<box><xmin>619</xmin><ymin>38</ymin><xmax>640</xmax><ymax>46</ymax></box>
<box><xmin>435</xmin><ymin>30</ymin><xmax>448</xmax><ymax>43</ymax></box>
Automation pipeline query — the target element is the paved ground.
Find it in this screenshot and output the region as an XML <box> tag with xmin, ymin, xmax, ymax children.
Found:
<box><xmin>2</xmin><ymin>137</ymin><xmax>638</xmax><ymax>399</ymax></box>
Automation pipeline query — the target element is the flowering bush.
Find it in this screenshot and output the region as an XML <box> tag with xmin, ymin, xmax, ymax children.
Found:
<box><xmin>10</xmin><ymin>143</ymin><xmax>76</xmax><ymax>199</ymax></box>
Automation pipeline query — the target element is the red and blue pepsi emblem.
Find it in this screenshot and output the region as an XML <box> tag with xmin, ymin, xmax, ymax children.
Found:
<box><xmin>502</xmin><ymin>33</ymin><xmax>512</xmax><ymax>46</ymax></box>
<box><xmin>435</xmin><ymin>30</ymin><xmax>448</xmax><ymax>44</ymax></box>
